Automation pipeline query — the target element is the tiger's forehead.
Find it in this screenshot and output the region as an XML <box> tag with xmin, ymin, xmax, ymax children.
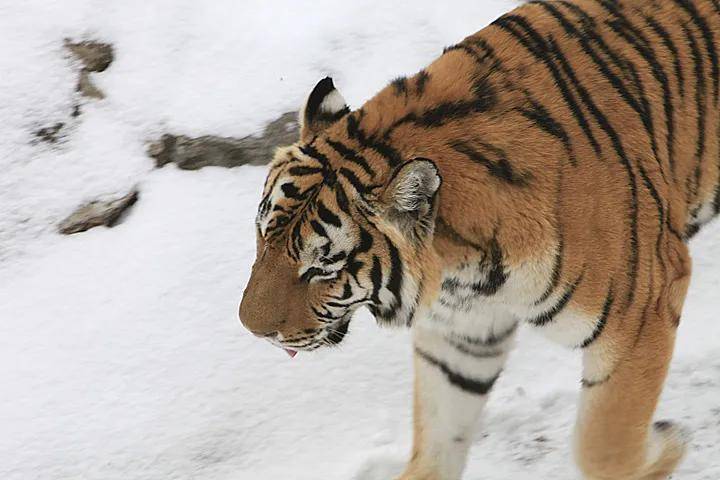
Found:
<box><xmin>257</xmin><ymin>144</ymin><xmax>351</xmax><ymax>250</ymax></box>
<box><xmin>261</xmin><ymin>145</ymin><xmax>325</xmax><ymax>199</ymax></box>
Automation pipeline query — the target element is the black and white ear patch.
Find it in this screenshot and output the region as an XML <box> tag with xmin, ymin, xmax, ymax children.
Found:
<box><xmin>300</xmin><ymin>77</ymin><xmax>350</xmax><ymax>140</ymax></box>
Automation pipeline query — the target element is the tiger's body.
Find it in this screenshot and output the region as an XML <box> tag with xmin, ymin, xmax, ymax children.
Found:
<box><xmin>239</xmin><ymin>0</ymin><xmax>720</xmax><ymax>478</ymax></box>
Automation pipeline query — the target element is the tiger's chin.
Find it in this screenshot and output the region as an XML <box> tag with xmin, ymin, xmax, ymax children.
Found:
<box><xmin>369</xmin><ymin>303</ymin><xmax>418</xmax><ymax>329</ymax></box>
<box><xmin>324</xmin><ymin>316</ymin><xmax>351</xmax><ymax>346</ymax></box>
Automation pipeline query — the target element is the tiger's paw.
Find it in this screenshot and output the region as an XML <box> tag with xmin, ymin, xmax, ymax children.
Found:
<box><xmin>640</xmin><ymin>421</ymin><xmax>690</xmax><ymax>480</ymax></box>
<box><xmin>350</xmin><ymin>452</ymin><xmax>405</xmax><ymax>480</ymax></box>
<box><xmin>393</xmin><ymin>463</ymin><xmax>441</xmax><ymax>480</ymax></box>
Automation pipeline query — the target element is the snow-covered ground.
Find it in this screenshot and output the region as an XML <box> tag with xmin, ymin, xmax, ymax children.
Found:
<box><xmin>1</xmin><ymin>1</ymin><xmax>718</xmax><ymax>479</ymax></box>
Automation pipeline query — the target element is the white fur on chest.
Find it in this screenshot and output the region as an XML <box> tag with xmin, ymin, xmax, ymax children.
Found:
<box><xmin>418</xmin><ymin>256</ymin><xmax>603</xmax><ymax>350</ymax></box>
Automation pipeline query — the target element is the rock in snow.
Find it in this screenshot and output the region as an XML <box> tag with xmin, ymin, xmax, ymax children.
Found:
<box><xmin>58</xmin><ymin>190</ymin><xmax>139</xmax><ymax>234</ymax></box>
<box><xmin>64</xmin><ymin>39</ymin><xmax>114</xmax><ymax>72</ymax></box>
<box><xmin>148</xmin><ymin>111</ymin><xmax>299</xmax><ymax>169</ymax></box>
<box><xmin>65</xmin><ymin>39</ymin><xmax>114</xmax><ymax>99</ymax></box>
<box><xmin>33</xmin><ymin>122</ymin><xmax>65</xmax><ymax>144</ymax></box>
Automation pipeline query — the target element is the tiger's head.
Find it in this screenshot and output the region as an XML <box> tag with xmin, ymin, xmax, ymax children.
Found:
<box><xmin>239</xmin><ymin>77</ymin><xmax>442</xmax><ymax>355</ymax></box>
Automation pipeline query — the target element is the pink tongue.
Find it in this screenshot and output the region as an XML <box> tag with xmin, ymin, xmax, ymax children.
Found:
<box><xmin>284</xmin><ymin>348</ymin><xmax>298</xmax><ymax>358</ymax></box>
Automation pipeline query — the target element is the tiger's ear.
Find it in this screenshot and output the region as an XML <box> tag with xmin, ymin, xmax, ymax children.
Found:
<box><xmin>300</xmin><ymin>77</ymin><xmax>350</xmax><ymax>142</ymax></box>
<box><xmin>381</xmin><ymin>159</ymin><xmax>442</xmax><ymax>240</ymax></box>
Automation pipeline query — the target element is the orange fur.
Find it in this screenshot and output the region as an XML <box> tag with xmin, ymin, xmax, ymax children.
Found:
<box><xmin>240</xmin><ymin>1</ymin><xmax>719</xmax><ymax>478</ymax></box>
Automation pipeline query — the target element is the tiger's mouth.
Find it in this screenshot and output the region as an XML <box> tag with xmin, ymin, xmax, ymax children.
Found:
<box><xmin>278</xmin><ymin>315</ymin><xmax>352</xmax><ymax>358</ymax></box>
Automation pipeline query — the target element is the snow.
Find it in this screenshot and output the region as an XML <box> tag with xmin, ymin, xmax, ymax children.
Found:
<box><xmin>0</xmin><ymin>1</ymin><xmax>718</xmax><ymax>479</ymax></box>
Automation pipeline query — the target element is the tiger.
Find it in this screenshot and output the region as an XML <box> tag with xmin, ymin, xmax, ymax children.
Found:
<box><xmin>238</xmin><ymin>0</ymin><xmax>720</xmax><ymax>478</ymax></box>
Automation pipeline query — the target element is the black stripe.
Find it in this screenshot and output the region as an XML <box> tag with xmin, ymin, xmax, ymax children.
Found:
<box><xmin>448</xmin><ymin>322</ymin><xmax>518</xmax><ymax>348</ymax></box>
<box><xmin>436</xmin><ymin>217</ymin><xmax>485</xmax><ymax>250</ymax></box>
<box><xmin>325</xmin><ymin>139</ymin><xmax>376</xmax><ymax>178</ymax></box>
<box><xmin>416</xmin><ymin>70</ymin><xmax>430</xmax><ymax>96</ymax></box>
<box><xmin>369</xmin><ymin>255</ymin><xmax>382</xmax><ymax>305</ymax></box>
<box><xmin>666</xmin><ymin>206</ymin><xmax>687</xmax><ymax>241</ymax></box>
<box><xmin>325</xmin><ymin>297</ymin><xmax>368</xmax><ymax>309</ymax></box>
<box><xmin>476</xmin><ymin>236</ymin><xmax>507</xmax><ymax>296</ymax></box>
<box><xmin>345</xmin><ymin>113</ymin><xmax>402</xmax><ymax>168</ymax></box>
<box><xmin>358</xmin><ymin>227</ymin><xmax>374</xmax><ymax>253</ymax></box>
<box><xmin>271</xmin><ymin>204</ymin><xmax>292</xmax><ymax>214</ymax></box>
<box><xmin>445</xmin><ymin>339</ymin><xmax>504</xmax><ymax>359</ymax></box>
<box><xmin>685</xmin><ymin>221</ymin><xmax>701</xmax><ymax>239</ymax></box>
<box><xmin>535</xmin><ymin>233</ymin><xmax>564</xmax><ymax>305</ymax></box>
<box><xmin>492</xmin><ymin>15</ymin><xmax>602</xmax><ymax>154</ymax></box>
<box><xmin>346</xmin><ymin>114</ymin><xmax>366</xmax><ymax>144</ymax></box>
<box><xmin>637</xmin><ymin>161</ymin><xmax>669</xmax><ymax>277</ymax></box>
<box><xmin>391</xmin><ymin>76</ymin><xmax>408</xmax><ymax>96</ymax></box>
<box><xmin>311</xmin><ymin>305</ymin><xmax>341</xmax><ymax>322</ymax></box>
<box><xmin>345</xmin><ymin>253</ymin><xmax>364</xmax><ymax>279</ymax></box>
<box><xmin>368</xmin><ymin>138</ymin><xmax>403</xmax><ymax>168</ymax></box>
<box><xmin>673</xmin><ymin>0</ymin><xmax>719</xmax><ymax>102</ymax></box>
<box><xmin>465</xmin><ymin>36</ymin><xmax>505</xmax><ymax>70</ymax></box>
<box><xmin>581</xmin><ymin>376</ymin><xmax>610</xmax><ymax>388</ymax></box>
<box><xmin>280</xmin><ymin>182</ymin><xmax>308</xmax><ymax>200</ymax></box>
<box><xmin>310</xmin><ymin>220</ymin><xmax>328</xmax><ymax>239</ymax></box>
<box><xmin>517</xmin><ymin>99</ymin><xmax>574</xmax><ymax>165</ymax></box>
<box><xmin>528</xmin><ymin>271</ymin><xmax>584</xmax><ymax>327</ymax></box>
<box><xmin>300</xmin><ymin>266</ymin><xmax>327</xmax><ymax>283</ymax></box>
<box><xmin>644</xmin><ymin>14</ymin><xmax>685</xmax><ymax>99</ymax></box>
<box><xmin>299</xmin><ymin>144</ymin><xmax>331</xmax><ymax>169</ymax></box>
<box><xmin>339</xmin><ymin>281</ymin><xmax>353</xmax><ymax>300</ymax></box>
<box><xmin>317</xmin><ymin>200</ymin><xmax>341</xmax><ymax>228</ymax></box>
<box><xmin>415</xmin><ymin>348</ymin><xmax>501</xmax><ymax>395</ymax></box>
<box><xmin>289</xmin><ymin>218</ymin><xmax>304</xmax><ymax>259</ymax></box>
<box><xmin>334</xmin><ymin>183</ymin><xmax>351</xmax><ymax>216</ymax></box>
<box><xmin>450</xmin><ymin>140</ymin><xmax>529</xmax><ymax>186</ymax></box>
<box><xmin>443</xmin><ymin>44</ymin><xmax>491</xmax><ymax>68</ymax></box>
<box><xmin>440</xmin><ymin>237</ymin><xmax>507</xmax><ymax>298</ymax></box>
<box><xmin>339</xmin><ymin>167</ymin><xmax>369</xmax><ymax>195</ymax></box>
<box><xmin>343</xmin><ymin>227</ymin><xmax>369</xmax><ymax>281</ymax></box>
<box><xmin>324</xmin><ymin>251</ymin><xmax>347</xmax><ymax>264</ymax></box>
<box><xmin>683</xmin><ymin>23</ymin><xmax>707</xmax><ymax>207</ymax></box>
<box><xmin>404</xmin><ymin>275</ymin><xmax>423</xmax><ymax>328</ymax></box>
<box><xmin>579</xmin><ymin>285</ymin><xmax>614</xmax><ymax>348</ymax></box>
<box><xmin>445</xmin><ymin>36</ymin><xmax>505</xmax><ymax>73</ymax></box>
<box><xmin>258</xmin><ymin>164</ymin><xmax>288</xmax><ymax>218</ymax></box>
<box><xmin>390</xmin><ymin>95</ymin><xmax>497</xmax><ymax>132</ymax></box>
<box><xmin>313</xmin><ymin>106</ymin><xmax>350</xmax><ymax>125</ymax></box>
<box><xmin>383</xmin><ymin>237</ymin><xmax>404</xmax><ymax>318</ymax></box>
<box><xmin>473</xmin><ymin>75</ymin><xmax>497</xmax><ymax>104</ymax></box>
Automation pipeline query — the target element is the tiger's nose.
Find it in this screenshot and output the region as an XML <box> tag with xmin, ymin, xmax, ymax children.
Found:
<box><xmin>238</xmin><ymin>297</ymin><xmax>279</xmax><ymax>338</ymax></box>
<box><xmin>239</xmin><ymin>307</ymin><xmax>279</xmax><ymax>338</ymax></box>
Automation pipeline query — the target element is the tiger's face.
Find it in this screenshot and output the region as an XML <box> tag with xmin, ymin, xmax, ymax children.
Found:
<box><xmin>239</xmin><ymin>78</ymin><xmax>442</xmax><ymax>355</ymax></box>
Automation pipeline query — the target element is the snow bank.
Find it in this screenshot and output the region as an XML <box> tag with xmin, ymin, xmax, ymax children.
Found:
<box><xmin>1</xmin><ymin>1</ymin><xmax>718</xmax><ymax>479</ymax></box>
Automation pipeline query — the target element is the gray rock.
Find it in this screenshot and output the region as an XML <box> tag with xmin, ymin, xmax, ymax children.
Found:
<box><xmin>59</xmin><ymin>190</ymin><xmax>139</xmax><ymax>235</ymax></box>
<box><xmin>65</xmin><ymin>40</ymin><xmax>114</xmax><ymax>72</ymax></box>
<box><xmin>77</xmin><ymin>70</ymin><xmax>105</xmax><ymax>99</ymax></box>
<box><xmin>148</xmin><ymin>111</ymin><xmax>299</xmax><ymax>170</ymax></box>
<box><xmin>34</xmin><ymin>122</ymin><xmax>65</xmax><ymax>143</ymax></box>
<box><xmin>65</xmin><ymin>39</ymin><xmax>114</xmax><ymax>100</ymax></box>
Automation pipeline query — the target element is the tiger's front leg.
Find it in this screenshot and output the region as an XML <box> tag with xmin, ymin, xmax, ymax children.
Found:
<box><xmin>397</xmin><ymin>315</ymin><xmax>518</xmax><ymax>480</ymax></box>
